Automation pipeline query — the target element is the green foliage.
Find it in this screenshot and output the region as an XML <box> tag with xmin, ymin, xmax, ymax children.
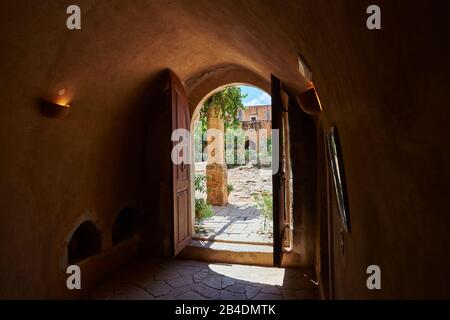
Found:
<box><xmin>194</xmin><ymin>173</ymin><xmax>207</xmax><ymax>193</ymax></box>
<box><xmin>225</xmin><ymin>127</ymin><xmax>246</xmax><ymax>167</ymax></box>
<box><xmin>194</xmin><ymin>173</ymin><xmax>213</xmax><ymax>221</ymax></box>
<box><xmin>253</xmin><ymin>191</ymin><xmax>273</xmax><ymax>232</ymax></box>
<box><xmin>200</xmin><ymin>86</ymin><xmax>247</xmax><ymax>130</ymax></box>
<box><xmin>194</xmin><ymin>120</ymin><xmax>206</xmax><ymax>162</ymax></box>
<box><xmin>195</xmin><ymin>198</ymin><xmax>214</xmax><ymax>221</ymax></box>
<box><xmin>227</xmin><ymin>183</ymin><xmax>234</xmax><ymax>194</ymax></box>
<box><xmin>267</xmin><ymin>138</ymin><xmax>272</xmax><ymax>156</ymax></box>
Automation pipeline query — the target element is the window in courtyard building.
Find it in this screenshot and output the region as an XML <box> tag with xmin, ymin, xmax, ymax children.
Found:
<box><xmin>238</xmin><ymin>110</ymin><xmax>243</xmax><ymax>121</ymax></box>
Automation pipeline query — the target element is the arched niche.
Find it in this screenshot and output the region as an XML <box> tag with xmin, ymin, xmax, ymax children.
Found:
<box><xmin>67</xmin><ymin>221</ymin><xmax>102</xmax><ymax>265</ymax></box>
<box><xmin>112</xmin><ymin>206</ymin><xmax>140</xmax><ymax>246</ymax></box>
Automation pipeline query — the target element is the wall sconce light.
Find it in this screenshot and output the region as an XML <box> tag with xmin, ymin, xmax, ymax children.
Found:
<box><xmin>297</xmin><ymin>85</ymin><xmax>322</xmax><ymax>115</ymax></box>
<box><xmin>298</xmin><ymin>54</ymin><xmax>312</xmax><ymax>82</ymax></box>
<box><xmin>39</xmin><ymin>89</ymin><xmax>71</xmax><ymax>119</ymax></box>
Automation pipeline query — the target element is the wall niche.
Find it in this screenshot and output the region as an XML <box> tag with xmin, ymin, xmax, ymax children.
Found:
<box><xmin>112</xmin><ymin>207</ymin><xmax>140</xmax><ymax>246</ymax></box>
<box><xmin>68</xmin><ymin>221</ymin><xmax>102</xmax><ymax>265</ymax></box>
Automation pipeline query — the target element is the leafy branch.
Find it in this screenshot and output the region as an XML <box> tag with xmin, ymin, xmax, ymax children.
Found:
<box><xmin>200</xmin><ymin>86</ymin><xmax>247</xmax><ymax>131</ymax></box>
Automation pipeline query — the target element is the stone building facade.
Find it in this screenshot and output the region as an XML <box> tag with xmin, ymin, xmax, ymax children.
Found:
<box><xmin>239</xmin><ymin>105</ymin><xmax>272</xmax><ymax>136</ymax></box>
<box><xmin>238</xmin><ymin>105</ymin><xmax>272</xmax><ymax>154</ymax></box>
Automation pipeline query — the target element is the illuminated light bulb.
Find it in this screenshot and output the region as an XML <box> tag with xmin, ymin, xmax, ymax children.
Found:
<box><xmin>56</xmin><ymin>98</ymin><xmax>70</xmax><ymax>107</ymax></box>
<box><xmin>39</xmin><ymin>94</ymin><xmax>71</xmax><ymax>118</ymax></box>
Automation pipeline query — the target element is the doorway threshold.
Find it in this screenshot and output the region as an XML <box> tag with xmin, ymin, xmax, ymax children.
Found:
<box><xmin>178</xmin><ymin>239</ymin><xmax>273</xmax><ymax>267</ymax></box>
<box><xmin>192</xmin><ymin>236</ymin><xmax>273</xmax><ymax>246</ymax></box>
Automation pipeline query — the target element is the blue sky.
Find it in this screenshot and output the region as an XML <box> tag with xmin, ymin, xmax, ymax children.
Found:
<box><xmin>240</xmin><ymin>85</ymin><xmax>271</xmax><ymax>107</ymax></box>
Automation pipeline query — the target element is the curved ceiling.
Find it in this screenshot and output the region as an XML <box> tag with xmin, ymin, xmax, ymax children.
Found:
<box><xmin>1</xmin><ymin>0</ymin><xmax>446</xmax><ymax>116</ymax></box>
<box><xmin>1</xmin><ymin>0</ymin><xmax>318</xmax><ymax>106</ymax></box>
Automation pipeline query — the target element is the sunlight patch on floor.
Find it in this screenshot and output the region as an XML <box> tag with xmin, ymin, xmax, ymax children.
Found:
<box><xmin>207</xmin><ymin>263</ymin><xmax>285</xmax><ymax>286</ymax></box>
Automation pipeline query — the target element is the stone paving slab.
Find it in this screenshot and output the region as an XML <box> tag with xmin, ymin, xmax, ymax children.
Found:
<box><xmin>195</xmin><ymin>163</ymin><xmax>273</xmax><ymax>244</ymax></box>
<box><xmin>195</xmin><ymin>204</ymin><xmax>273</xmax><ymax>243</ymax></box>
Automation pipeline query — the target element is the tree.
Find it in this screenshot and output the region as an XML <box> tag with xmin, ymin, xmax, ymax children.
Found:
<box><xmin>200</xmin><ymin>86</ymin><xmax>247</xmax><ymax>131</ymax></box>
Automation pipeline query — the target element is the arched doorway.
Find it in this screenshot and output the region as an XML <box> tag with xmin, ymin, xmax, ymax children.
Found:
<box><xmin>189</xmin><ymin>83</ymin><xmax>276</xmax><ymax>254</ymax></box>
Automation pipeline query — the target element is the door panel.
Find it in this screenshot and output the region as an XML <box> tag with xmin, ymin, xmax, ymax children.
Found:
<box><xmin>176</xmin><ymin>190</ymin><xmax>189</xmax><ymax>244</ymax></box>
<box><xmin>271</xmin><ymin>74</ymin><xmax>287</xmax><ymax>267</ymax></box>
<box><xmin>170</xmin><ymin>71</ymin><xmax>192</xmax><ymax>256</ymax></box>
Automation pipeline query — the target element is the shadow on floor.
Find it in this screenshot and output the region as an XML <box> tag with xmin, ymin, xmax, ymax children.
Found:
<box><xmin>194</xmin><ymin>204</ymin><xmax>273</xmax><ymax>244</ymax></box>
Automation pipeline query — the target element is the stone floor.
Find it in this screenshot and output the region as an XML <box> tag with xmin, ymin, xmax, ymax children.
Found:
<box><xmin>88</xmin><ymin>258</ymin><xmax>319</xmax><ymax>300</ymax></box>
<box><xmin>195</xmin><ymin>205</ymin><xmax>273</xmax><ymax>243</ymax></box>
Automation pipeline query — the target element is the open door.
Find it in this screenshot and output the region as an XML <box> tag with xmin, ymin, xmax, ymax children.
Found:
<box><xmin>271</xmin><ymin>74</ymin><xmax>289</xmax><ymax>267</ymax></box>
<box><xmin>169</xmin><ymin>71</ymin><xmax>192</xmax><ymax>256</ymax></box>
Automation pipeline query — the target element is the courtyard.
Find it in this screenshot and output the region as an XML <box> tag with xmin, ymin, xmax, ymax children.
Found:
<box><xmin>194</xmin><ymin>162</ymin><xmax>273</xmax><ymax>244</ymax></box>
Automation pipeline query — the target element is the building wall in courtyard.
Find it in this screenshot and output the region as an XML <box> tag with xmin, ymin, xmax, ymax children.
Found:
<box><xmin>240</xmin><ymin>105</ymin><xmax>271</xmax><ymax>122</ymax></box>
<box><xmin>239</xmin><ymin>105</ymin><xmax>272</xmax><ymax>138</ymax></box>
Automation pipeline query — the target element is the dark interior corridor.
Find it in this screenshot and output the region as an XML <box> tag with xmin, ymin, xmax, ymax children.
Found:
<box><xmin>0</xmin><ymin>0</ymin><xmax>449</xmax><ymax>301</ymax></box>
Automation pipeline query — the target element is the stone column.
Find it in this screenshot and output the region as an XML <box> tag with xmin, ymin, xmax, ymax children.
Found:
<box><xmin>206</xmin><ymin>105</ymin><xmax>228</xmax><ymax>206</ymax></box>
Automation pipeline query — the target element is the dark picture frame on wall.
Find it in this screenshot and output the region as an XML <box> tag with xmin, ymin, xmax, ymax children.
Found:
<box><xmin>327</xmin><ymin>126</ymin><xmax>351</xmax><ymax>233</ymax></box>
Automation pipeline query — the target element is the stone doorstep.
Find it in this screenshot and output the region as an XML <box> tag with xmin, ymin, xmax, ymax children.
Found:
<box><xmin>192</xmin><ymin>236</ymin><xmax>273</xmax><ymax>247</ymax></box>
<box><xmin>195</xmin><ymin>225</ymin><xmax>273</xmax><ymax>243</ymax></box>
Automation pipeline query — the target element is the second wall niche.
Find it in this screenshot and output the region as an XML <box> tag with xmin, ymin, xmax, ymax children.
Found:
<box><xmin>112</xmin><ymin>207</ymin><xmax>140</xmax><ymax>246</ymax></box>
<box><xmin>68</xmin><ymin>221</ymin><xmax>102</xmax><ymax>265</ymax></box>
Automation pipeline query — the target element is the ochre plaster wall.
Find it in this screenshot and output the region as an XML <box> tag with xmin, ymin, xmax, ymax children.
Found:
<box><xmin>0</xmin><ymin>1</ymin><xmax>449</xmax><ymax>298</ymax></box>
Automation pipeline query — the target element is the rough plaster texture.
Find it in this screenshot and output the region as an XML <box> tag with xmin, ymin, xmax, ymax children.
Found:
<box><xmin>0</xmin><ymin>0</ymin><xmax>449</xmax><ymax>298</ymax></box>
